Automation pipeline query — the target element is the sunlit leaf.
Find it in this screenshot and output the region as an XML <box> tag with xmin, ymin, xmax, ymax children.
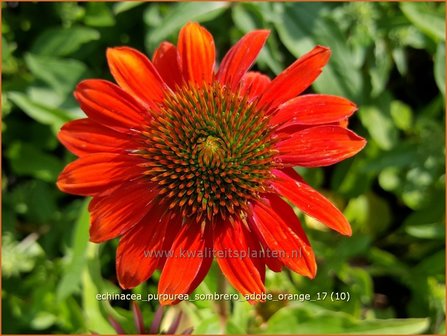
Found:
<box><xmin>7</xmin><ymin>92</ymin><xmax>73</xmax><ymax>132</ymax></box>
<box><xmin>57</xmin><ymin>199</ymin><xmax>90</xmax><ymax>301</ymax></box>
<box><xmin>400</xmin><ymin>2</ymin><xmax>445</xmax><ymax>42</ymax></box>
<box><xmin>434</xmin><ymin>43</ymin><xmax>445</xmax><ymax>97</ymax></box>
<box><xmin>31</xmin><ymin>26</ymin><xmax>100</xmax><ymax>56</ymax></box>
<box><xmin>25</xmin><ymin>53</ymin><xmax>88</xmax><ymax>98</ymax></box>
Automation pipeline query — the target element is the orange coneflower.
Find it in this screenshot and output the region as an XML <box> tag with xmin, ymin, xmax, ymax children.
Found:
<box><xmin>57</xmin><ymin>22</ymin><xmax>366</xmax><ymax>305</ymax></box>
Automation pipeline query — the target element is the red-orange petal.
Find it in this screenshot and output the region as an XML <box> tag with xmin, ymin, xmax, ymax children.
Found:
<box><xmin>240</xmin><ymin>71</ymin><xmax>271</xmax><ymax>100</ymax></box>
<box><xmin>156</xmin><ymin>214</ymin><xmax>183</xmax><ymax>270</ymax></box>
<box><xmin>177</xmin><ymin>22</ymin><xmax>215</xmax><ymax>85</ymax></box>
<box><xmin>276</xmin><ymin>125</ymin><xmax>366</xmax><ymax>167</ymax></box>
<box><xmin>272</xmin><ymin>169</ymin><xmax>352</xmax><ymax>236</ymax></box>
<box><xmin>264</xmin><ymin>249</ymin><xmax>283</xmax><ymax>273</ymax></box>
<box><xmin>56</xmin><ymin>153</ymin><xmax>146</xmax><ymax>196</ymax></box>
<box><xmin>217</xmin><ymin>30</ymin><xmax>270</xmax><ymax>90</ymax></box>
<box><xmin>214</xmin><ymin>219</ymin><xmax>265</xmax><ymax>297</ymax></box>
<box><xmin>270</xmin><ymin>94</ymin><xmax>357</xmax><ymax>128</ymax></box>
<box><xmin>259</xmin><ymin>46</ymin><xmax>331</xmax><ymax>111</ymax></box>
<box><xmin>116</xmin><ymin>203</ymin><xmax>170</xmax><ymax>289</ymax></box>
<box><xmin>106</xmin><ymin>47</ymin><xmax>167</xmax><ymax>108</ymax></box>
<box><xmin>74</xmin><ymin>79</ymin><xmax>148</xmax><ymax>132</ymax></box>
<box><xmin>248</xmin><ymin>195</ymin><xmax>316</xmax><ymax>278</ymax></box>
<box><xmin>153</xmin><ymin>42</ymin><xmax>184</xmax><ymax>89</ymax></box>
<box><xmin>58</xmin><ymin>119</ymin><xmax>133</xmax><ymax>157</ymax></box>
<box><xmin>89</xmin><ymin>181</ymin><xmax>159</xmax><ymax>243</ymax></box>
<box><xmin>158</xmin><ymin>222</ymin><xmax>213</xmax><ymax>305</ymax></box>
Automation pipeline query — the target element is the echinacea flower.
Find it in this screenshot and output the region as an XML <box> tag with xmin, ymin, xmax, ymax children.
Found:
<box><xmin>57</xmin><ymin>22</ymin><xmax>366</xmax><ymax>305</ymax></box>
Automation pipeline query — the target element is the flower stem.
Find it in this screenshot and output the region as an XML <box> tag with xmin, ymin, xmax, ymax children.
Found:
<box><xmin>216</xmin><ymin>273</ymin><xmax>229</xmax><ymax>330</ymax></box>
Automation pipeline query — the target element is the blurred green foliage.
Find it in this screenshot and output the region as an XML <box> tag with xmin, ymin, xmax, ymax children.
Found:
<box><xmin>2</xmin><ymin>2</ymin><xmax>445</xmax><ymax>334</ymax></box>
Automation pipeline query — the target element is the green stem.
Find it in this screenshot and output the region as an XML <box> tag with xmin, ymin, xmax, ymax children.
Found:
<box><xmin>216</xmin><ymin>272</ymin><xmax>229</xmax><ymax>330</ymax></box>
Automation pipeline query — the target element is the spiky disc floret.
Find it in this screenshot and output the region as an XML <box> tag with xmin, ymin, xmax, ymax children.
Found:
<box><xmin>139</xmin><ymin>83</ymin><xmax>278</xmax><ymax>223</ymax></box>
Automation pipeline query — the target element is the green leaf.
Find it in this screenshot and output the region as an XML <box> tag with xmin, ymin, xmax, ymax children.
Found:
<box><xmin>113</xmin><ymin>2</ymin><xmax>144</xmax><ymax>15</ymax></box>
<box><xmin>194</xmin><ymin>316</ymin><xmax>223</xmax><ymax>334</ymax></box>
<box><xmin>264</xmin><ymin>304</ymin><xmax>429</xmax><ymax>334</ymax></box>
<box><xmin>11</xmin><ymin>180</ymin><xmax>57</xmax><ymax>223</ymax></box>
<box><xmin>31</xmin><ymin>26</ymin><xmax>100</xmax><ymax>57</ymax></box>
<box><xmin>30</xmin><ymin>312</ymin><xmax>57</xmax><ymax>330</ymax></box>
<box><xmin>7</xmin><ymin>142</ymin><xmax>64</xmax><ymax>182</ymax></box>
<box><xmin>273</xmin><ymin>3</ymin><xmax>362</xmax><ymax>100</ymax></box>
<box><xmin>57</xmin><ymin>199</ymin><xmax>90</xmax><ymax>301</ymax></box>
<box><xmin>378</xmin><ymin>167</ymin><xmax>401</xmax><ymax>192</ymax></box>
<box><xmin>82</xmin><ymin>243</ymin><xmax>115</xmax><ymax>334</ymax></box>
<box><xmin>273</xmin><ymin>2</ymin><xmax>327</xmax><ymax>55</ymax></box>
<box><xmin>400</xmin><ymin>2</ymin><xmax>445</xmax><ymax>42</ymax></box>
<box><xmin>344</xmin><ymin>193</ymin><xmax>392</xmax><ymax>236</ymax></box>
<box><xmin>2</xmin><ymin>37</ymin><xmax>18</xmax><ymax>74</ymax></box>
<box><xmin>25</xmin><ymin>53</ymin><xmax>87</xmax><ymax>98</ymax></box>
<box><xmin>435</xmin><ymin>43</ymin><xmax>445</xmax><ymax>96</ymax></box>
<box><xmin>232</xmin><ymin>3</ymin><xmax>264</xmax><ymax>32</ymax></box>
<box><xmin>405</xmin><ymin>223</ymin><xmax>445</xmax><ymax>240</ymax></box>
<box><xmin>414</xmin><ymin>250</ymin><xmax>445</xmax><ymax>277</ymax></box>
<box><xmin>392</xmin><ymin>48</ymin><xmax>407</xmax><ymax>75</ymax></box>
<box><xmin>369</xmin><ymin>38</ymin><xmax>392</xmax><ymax>97</ymax></box>
<box><xmin>145</xmin><ymin>2</ymin><xmax>230</xmax><ymax>51</ymax></box>
<box><xmin>7</xmin><ymin>92</ymin><xmax>72</xmax><ymax>132</ymax></box>
<box><xmin>84</xmin><ymin>3</ymin><xmax>116</xmax><ymax>27</ymax></box>
<box><xmin>2</xmin><ymin>233</ymin><xmax>44</xmax><ymax>278</ymax></box>
<box><xmin>390</xmin><ymin>100</ymin><xmax>413</xmax><ymax>131</ymax></box>
<box><xmin>359</xmin><ymin>105</ymin><xmax>398</xmax><ymax>150</ymax></box>
<box><xmin>344</xmin><ymin>318</ymin><xmax>430</xmax><ymax>334</ymax></box>
<box><xmin>404</xmin><ymin>201</ymin><xmax>445</xmax><ymax>239</ymax></box>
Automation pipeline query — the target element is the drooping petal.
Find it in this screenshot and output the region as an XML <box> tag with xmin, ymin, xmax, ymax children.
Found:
<box><xmin>58</xmin><ymin>119</ymin><xmax>134</xmax><ymax>157</ymax></box>
<box><xmin>74</xmin><ymin>79</ymin><xmax>148</xmax><ymax>132</ymax></box>
<box><xmin>240</xmin><ymin>71</ymin><xmax>271</xmax><ymax>100</ymax></box>
<box><xmin>217</xmin><ymin>30</ymin><xmax>270</xmax><ymax>90</ymax></box>
<box><xmin>263</xmin><ymin>246</ymin><xmax>283</xmax><ymax>272</ymax></box>
<box><xmin>56</xmin><ymin>153</ymin><xmax>146</xmax><ymax>196</ymax></box>
<box><xmin>158</xmin><ymin>222</ymin><xmax>213</xmax><ymax>305</ymax></box>
<box><xmin>276</xmin><ymin>125</ymin><xmax>366</xmax><ymax>167</ymax></box>
<box><xmin>153</xmin><ymin>42</ymin><xmax>184</xmax><ymax>89</ymax></box>
<box><xmin>106</xmin><ymin>47</ymin><xmax>167</xmax><ymax>108</ymax></box>
<box><xmin>272</xmin><ymin>168</ymin><xmax>352</xmax><ymax>236</ymax></box>
<box><xmin>270</xmin><ymin>94</ymin><xmax>357</xmax><ymax>128</ymax></box>
<box><xmin>177</xmin><ymin>22</ymin><xmax>215</xmax><ymax>84</ymax></box>
<box><xmin>116</xmin><ymin>202</ymin><xmax>170</xmax><ymax>289</ymax></box>
<box><xmin>89</xmin><ymin>181</ymin><xmax>159</xmax><ymax>243</ymax></box>
<box><xmin>248</xmin><ymin>195</ymin><xmax>316</xmax><ymax>278</ymax></box>
<box><xmin>214</xmin><ymin>219</ymin><xmax>265</xmax><ymax>297</ymax></box>
<box><xmin>258</xmin><ymin>46</ymin><xmax>331</xmax><ymax>111</ymax></box>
